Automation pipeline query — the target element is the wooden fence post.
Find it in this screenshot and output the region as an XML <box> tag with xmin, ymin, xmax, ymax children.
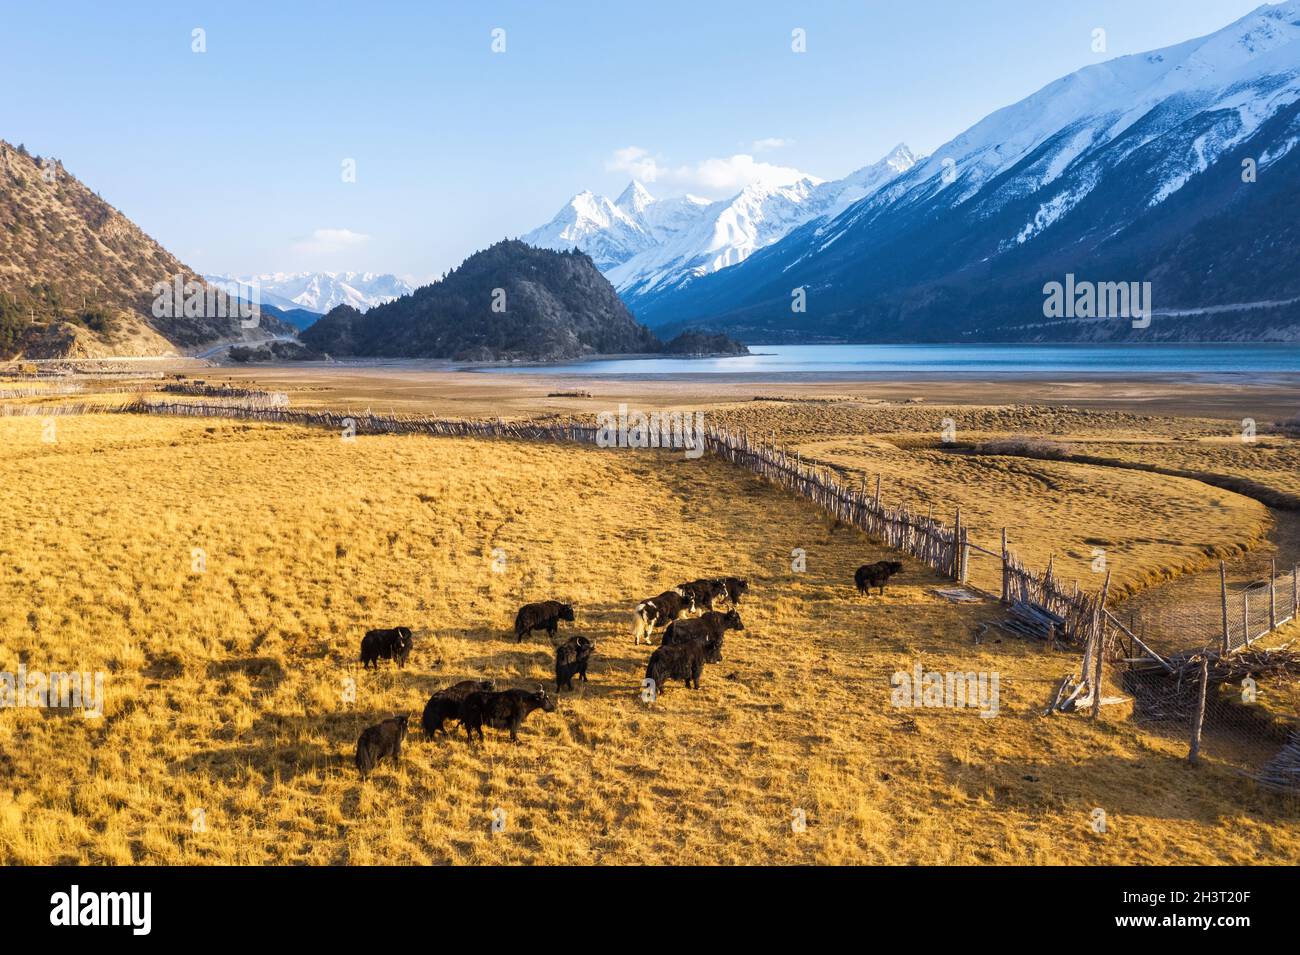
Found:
<box><xmin>1090</xmin><ymin>569</ymin><xmax>1111</xmax><ymax>719</ymax></box>
<box><xmin>952</xmin><ymin>507</ymin><xmax>962</xmax><ymax>581</ymax></box>
<box><xmin>1243</xmin><ymin>595</ymin><xmax>1249</xmax><ymax>647</ymax></box>
<box><xmin>1294</xmin><ymin>564</ymin><xmax>1299</xmax><ymax>621</ymax></box>
<box><xmin>1000</xmin><ymin>527</ymin><xmax>1009</xmax><ymax>603</ymax></box>
<box><xmin>1219</xmin><ymin>562</ymin><xmax>1230</xmax><ymax>654</ymax></box>
<box><xmin>1187</xmin><ymin>657</ymin><xmax>1209</xmax><ymax>766</ymax></box>
<box><xmin>959</xmin><ymin>528</ymin><xmax>969</xmax><ymax>585</ymax></box>
<box><xmin>873</xmin><ymin>474</ymin><xmax>881</xmax><ymax>508</ymax></box>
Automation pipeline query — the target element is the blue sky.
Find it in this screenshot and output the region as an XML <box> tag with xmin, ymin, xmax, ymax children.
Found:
<box><xmin>1</xmin><ymin>0</ymin><xmax>1267</xmax><ymax>282</ymax></box>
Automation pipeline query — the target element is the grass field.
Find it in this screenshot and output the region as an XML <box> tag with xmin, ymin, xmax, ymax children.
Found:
<box><xmin>0</xmin><ymin>413</ymin><xmax>1296</xmax><ymax>865</ymax></box>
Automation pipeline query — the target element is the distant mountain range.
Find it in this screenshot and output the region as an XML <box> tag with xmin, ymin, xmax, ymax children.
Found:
<box><xmin>525</xmin><ymin>1</ymin><xmax>1300</xmax><ymax>343</ymax></box>
<box><xmin>523</xmin><ymin>144</ymin><xmax>918</xmax><ymax>319</ymax></box>
<box><xmin>202</xmin><ymin>271</ymin><xmax>413</xmax><ymax>317</ymax></box>
<box><xmin>0</xmin><ymin>140</ymin><xmax>292</xmax><ymax>358</ymax></box>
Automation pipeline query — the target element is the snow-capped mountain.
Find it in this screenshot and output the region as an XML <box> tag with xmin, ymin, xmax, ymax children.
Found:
<box><xmin>609</xmin><ymin>144</ymin><xmax>918</xmax><ymax>302</ymax></box>
<box><xmin>521</xmin><ymin>144</ymin><xmax>918</xmax><ymax>316</ymax></box>
<box><xmin>521</xmin><ymin>183</ymin><xmax>712</xmax><ymax>271</ymax></box>
<box><xmin>203</xmin><ymin>271</ymin><xmax>414</xmax><ymax>314</ymax></box>
<box><xmin>643</xmin><ymin>0</ymin><xmax>1300</xmax><ymax>342</ymax></box>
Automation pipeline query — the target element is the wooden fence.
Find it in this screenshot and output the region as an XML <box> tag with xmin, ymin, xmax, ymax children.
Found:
<box><xmin>108</xmin><ymin>398</ymin><xmax>1105</xmax><ymax>645</ymax></box>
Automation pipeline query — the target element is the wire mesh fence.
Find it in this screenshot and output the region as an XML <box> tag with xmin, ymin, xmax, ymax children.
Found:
<box><xmin>1122</xmin><ymin>563</ymin><xmax>1299</xmax><ymax>655</ymax></box>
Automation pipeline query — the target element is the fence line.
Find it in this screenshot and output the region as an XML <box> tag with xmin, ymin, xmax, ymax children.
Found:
<box><xmin>113</xmin><ymin>397</ymin><xmax>1105</xmax><ymax>647</ymax></box>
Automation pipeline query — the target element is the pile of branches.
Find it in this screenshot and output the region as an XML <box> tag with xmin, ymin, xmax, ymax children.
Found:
<box><xmin>1258</xmin><ymin>732</ymin><xmax>1300</xmax><ymax>790</ymax></box>
<box><xmin>998</xmin><ymin>600</ymin><xmax>1065</xmax><ymax>643</ymax></box>
<box><xmin>1163</xmin><ymin>644</ymin><xmax>1300</xmax><ymax>684</ymax></box>
<box><xmin>1123</xmin><ymin>644</ymin><xmax>1300</xmax><ymax>722</ymax></box>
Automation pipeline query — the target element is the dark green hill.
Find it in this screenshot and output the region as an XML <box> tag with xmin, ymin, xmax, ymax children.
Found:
<box><xmin>302</xmin><ymin>240</ymin><xmax>662</xmax><ymax>361</ymax></box>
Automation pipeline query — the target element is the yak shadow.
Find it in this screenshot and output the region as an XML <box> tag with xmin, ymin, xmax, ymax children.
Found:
<box><xmin>938</xmin><ymin>751</ymin><xmax>1299</xmax><ymax>825</ymax></box>
<box><xmin>173</xmin><ymin>740</ymin><xmax>337</xmax><ymax>786</ymax></box>
<box><xmin>171</xmin><ymin>708</ymin><xmax>401</xmax><ymax>787</ymax></box>
<box><xmin>205</xmin><ymin>656</ymin><xmax>286</xmax><ymax>691</ymax></box>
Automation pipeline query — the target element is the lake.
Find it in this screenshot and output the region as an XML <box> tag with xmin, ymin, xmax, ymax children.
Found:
<box><xmin>471</xmin><ymin>344</ymin><xmax>1300</xmax><ymax>376</ymax></box>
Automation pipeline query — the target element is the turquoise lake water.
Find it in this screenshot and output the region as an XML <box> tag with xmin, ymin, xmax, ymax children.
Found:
<box><xmin>473</xmin><ymin>344</ymin><xmax>1300</xmax><ymax>376</ymax></box>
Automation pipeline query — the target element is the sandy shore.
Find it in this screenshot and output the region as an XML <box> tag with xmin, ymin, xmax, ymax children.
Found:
<box><xmin>160</xmin><ymin>360</ymin><xmax>1300</xmax><ymax>421</ymax></box>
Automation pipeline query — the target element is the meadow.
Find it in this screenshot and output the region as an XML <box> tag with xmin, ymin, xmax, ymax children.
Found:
<box><xmin>0</xmin><ymin>410</ymin><xmax>1296</xmax><ymax>864</ymax></box>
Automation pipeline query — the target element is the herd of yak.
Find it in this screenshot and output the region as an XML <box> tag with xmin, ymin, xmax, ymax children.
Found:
<box><xmin>353</xmin><ymin>559</ymin><xmax>905</xmax><ymax>777</ymax></box>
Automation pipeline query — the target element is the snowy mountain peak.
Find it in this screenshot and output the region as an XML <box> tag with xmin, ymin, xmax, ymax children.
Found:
<box><xmin>204</xmin><ymin>271</ymin><xmax>413</xmax><ymax>314</ymax></box>
<box><xmin>882</xmin><ymin>143</ymin><xmax>919</xmax><ymax>173</ymax></box>
<box><xmin>525</xmin><ymin>145</ymin><xmax>915</xmax><ymax>303</ymax></box>
<box><xmin>615</xmin><ymin>180</ymin><xmax>656</xmax><ymax>215</ymax></box>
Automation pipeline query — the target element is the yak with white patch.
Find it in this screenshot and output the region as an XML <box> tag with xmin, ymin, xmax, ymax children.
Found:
<box><xmin>631</xmin><ymin>589</ymin><xmax>695</xmax><ymax>645</ymax></box>
<box><xmin>678</xmin><ymin>579</ymin><xmax>726</xmax><ymax>612</ymax></box>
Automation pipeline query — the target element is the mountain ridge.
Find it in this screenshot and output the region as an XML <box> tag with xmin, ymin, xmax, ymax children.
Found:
<box><xmin>202</xmin><ymin>271</ymin><xmax>414</xmax><ymax>316</ymax></box>
<box><xmin>0</xmin><ymin>139</ymin><xmax>292</xmax><ymax>358</ymax></box>
<box><xmin>521</xmin><ymin>144</ymin><xmax>918</xmax><ymax>321</ymax></box>
<box><xmin>631</xmin><ymin>0</ymin><xmax>1300</xmax><ymax>342</ymax></box>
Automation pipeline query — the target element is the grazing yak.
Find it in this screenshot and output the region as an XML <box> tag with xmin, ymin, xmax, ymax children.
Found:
<box><xmin>718</xmin><ymin>576</ymin><xmax>748</xmax><ymax>605</ymax></box>
<box><xmin>855</xmin><ymin>560</ymin><xmax>904</xmax><ymax>596</ymax></box>
<box><xmin>678</xmin><ymin>579</ymin><xmax>726</xmax><ymax>611</ymax></box>
<box><xmin>631</xmin><ymin>588</ymin><xmax>695</xmax><ymax>645</ymax></box>
<box><xmin>514</xmin><ymin>600</ymin><xmax>575</xmax><ymax>643</ymax></box>
<box><xmin>555</xmin><ymin>635</ymin><xmax>596</xmax><ymax>692</ymax></box>
<box><xmin>360</xmin><ymin>626</ymin><xmax>414</xmax><ymax>669</ymax></box>
<box><xmin>421</xmin><ymin>679</ymin><xmax>496</xmax><ymax>738</ymax></box>
<box><xmin>645</xmin><ymin>632</ymin><xmax>723</xmax><ymax>693</ymax></box>
<box><xmin>458</xmin><ymin>686</ymin><xmax>557</xmax><ymax>743</ymax></box>
<box><xmin>662</xmin><ymin>609</ymin><xmax>744</xmax><ymax>648</ymax></box>
<box><xmin>355</xmin><ymin>715</ymin><xmax>409</xmax><ymax>778</ymax></box>
<box><xmin>679</xmin><ymin>577</ymin><xmax>748</xmax><ymax>611</ymax></box>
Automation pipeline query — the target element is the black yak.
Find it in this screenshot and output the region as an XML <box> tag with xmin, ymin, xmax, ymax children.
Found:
<box><xmin>355</xmin><ymin>715</ymin><xmax>409</xmax><ymax>778</ymax></box>
<box><xmin>855</xmin><ymin>560</ymin><xmax>904</xmax><ymax>596</ymax></box>
<box><xmin>514</xmin><ymin>601</ymin><xmax>575</xmax><ymax>643</ymax></box>
<box><xmin>555</xmin><ymin>635</ymin><xmax>596</xmax><ymax>692</ymax></box>
<box><xmin>718</xmin><ymin>577</ymin><xmax>748</xmax><ymax>605</ymax></box>
<box><xmin>422</xmin><ymin>679</ymin><xmax>496</xmax><ymax>738</ymax></box>
<box><xmin>645</xmin><ymin>632</ymin><xmax>723</xmax><ymax>693</ymax></box>
<box><xmin>459</xmin><ymin>686</ymin><xmax>557</xmax><ymax>742</ymax></box>
<box><xmin>631</xmin><ymin>588</ymin><xmax>695</xmax><ymax>645</ymax></box>
<box><xmin>678</xmin><ymin>579</ymin><xmax>726</xmax><ymax>611</ymax></box>
<box><xmin>662</xmin><ymin>609</ymin><xmax>743</xmax><ymax>648</ymax></box>
<box><xmin>360</xmin><ymin>626</ymin><xmax>413</xmax><ymax>669</ymax></box>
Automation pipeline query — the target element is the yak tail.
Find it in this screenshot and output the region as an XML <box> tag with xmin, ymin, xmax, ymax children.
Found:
<box><xmin>631</xmin><ymin>604</ymin><xmax>649</xmax><ymax>644</ymax></box>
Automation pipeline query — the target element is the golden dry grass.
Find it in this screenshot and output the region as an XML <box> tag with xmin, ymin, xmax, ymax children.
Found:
<box><xmin>0</xmin><ymin>413</ymin><xmax>1296</xmax><ymax>865</ymax></box>
<box><xmin>710</xmin><ymin>401</ymin><xmax>1273</xmax><ymax>600</ymax></box>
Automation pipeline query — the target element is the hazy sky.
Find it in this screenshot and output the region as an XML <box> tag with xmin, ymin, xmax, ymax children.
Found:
<box><xmin>2</xmin><ymin>0</ymin><xmax>1267</xmax><ymax>282</ymax></box>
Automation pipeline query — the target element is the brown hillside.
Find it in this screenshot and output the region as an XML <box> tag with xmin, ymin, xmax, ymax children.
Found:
<box><xmin>0</xmin><ymin>140</ymin><xmax>290</xmax><ymax>358</ymax></box>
